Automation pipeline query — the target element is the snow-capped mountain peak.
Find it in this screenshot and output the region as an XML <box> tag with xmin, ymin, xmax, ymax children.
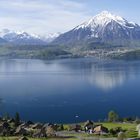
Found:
<box><xmin>90</xmin><ymin>11</ymin><xmax>126</xmax><ymax>25</ymax></box>
<box><xmin>72</xmin><ymin>11</ymin><xmax>139</xmax><ymax>39</ymax></box>
<box><xmin>0</xmin><ymin>29</ymin><xmax>47</xmax><ymax>45</ymax></box>
<box><xmin>0</xmin><ymin>29</ymin><xmax>61</xmax><ymax>44</ymax></box>
<box><xmin>53</xmin><ymin>11</ymin><xmax>140</xmax><ymax>47</ymax></box>
<box><xmin>75</xmin><ymin>11</ymin><xmax>132</xmax><ymax>30</ymax></box>
<box><xmin>0</xmin><ymin>29</ymin><xmax>31</xmax><ymax>38</ymax></box>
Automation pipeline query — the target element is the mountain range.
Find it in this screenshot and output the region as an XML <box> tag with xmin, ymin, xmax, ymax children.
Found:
<box><xmin>0</xmin><ymin>29</ymin><xmax>60</xmax><ymax>45</ymax></box>
<box><xmin>0</xmin><ymin>11</ymin><xmax>140</xmax><ymax>59</ymax></box>
<box><xmin>1</xmin><ymin>11</ymin><xmax>140</xmax><ymax>48</ymax></box>
<box><xmin>52</xmin><ymin>11</ymin><xmax>140</xmax><ymax>47</ymax></box>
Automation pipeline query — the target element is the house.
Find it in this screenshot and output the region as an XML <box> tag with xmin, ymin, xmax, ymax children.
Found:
<box><xmin>84</xmin><ymin>120</ymin><xmax>94</xmax><ymax>132</ymax></box>
<box><xmin>93</xmin><ymin>125</ymin><xmax>108</xmax><ymax>135</ymax></box>
<box><xmin>32</xmin><ymin>123</ymin><xmax>43</xmax><ymax>129</ymax></box>
<box><xmin>14</xmin><ymin>126</ymin><xmax>29</xmax><ymax>136</ymax></box>
<box><xmin>7</xmin><ymin>118</ymin><xmax>15</xmax><ymax>123</ymax></box>
<box><xmin>43</xmin><ymin>123</ymin><xmax>58</xmax><ymax>131</ymax></box>
<box><xmin>26</xmin><ymin>121</ymin><xmax>34</xmax><ymax>125</ymax></box>
<box><xmin>69</xmin><ymin>124</ymin><xmax>82</xmax><ymax>132</ymax></box>
<box><xmin>33</xmin><ymin>127</ymin><xmax>47</xmax><ymax>138</ymax></box>
<box><xmin>46</xmin><ymin>125</ymin><xmax>56</xmax><ymax>136</ymax></box>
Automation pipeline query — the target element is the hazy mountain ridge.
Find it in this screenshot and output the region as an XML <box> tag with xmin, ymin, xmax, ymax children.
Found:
<box><xmin>0</xmin><ymin>29</ymin><xmax>60</xmax><ymax>45</ymax></box>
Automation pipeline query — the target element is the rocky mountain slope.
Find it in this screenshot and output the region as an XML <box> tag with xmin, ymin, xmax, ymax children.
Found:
<box><xmin>53</xmin><ymin>11</ymin><xmax>140</xmax><ymax>47</ymax></box>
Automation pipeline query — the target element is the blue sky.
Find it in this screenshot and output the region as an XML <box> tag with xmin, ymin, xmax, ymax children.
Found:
<box><xmin>0</xmin><ymin>0</ymin><xmax>140</xmax><ymax>35</ymax></box>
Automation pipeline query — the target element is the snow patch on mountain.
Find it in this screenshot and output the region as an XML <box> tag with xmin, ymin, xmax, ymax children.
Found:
<box><xmin>75</xmin><ymin>11</ymin><xmax>137</xmax><ymax>31</ymax></box>
<box><xmin>72</xmin><ymin>11</ymin><xmax>140</xmax><ymax>39</ymax></box>
<box><xmin>42</xmin><ymin>32</ymin><xmax>61</xmax><ymax>42</ymax></box>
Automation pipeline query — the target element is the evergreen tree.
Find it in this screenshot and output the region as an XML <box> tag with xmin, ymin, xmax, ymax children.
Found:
<box><xmin>15</xmin><ymin>112</ymin><xmax>20</xmax><ymax>126</ymax></box>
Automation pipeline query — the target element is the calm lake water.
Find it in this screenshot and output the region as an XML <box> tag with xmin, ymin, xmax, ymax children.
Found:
<box><xmin>0</xmin><ymin>58</ymin><xmax>140</xmax><ymax>123</ymax></box>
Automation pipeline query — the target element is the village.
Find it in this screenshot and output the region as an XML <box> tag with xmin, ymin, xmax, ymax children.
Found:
<box><xmin>0</xmin><ymin>113</ymin><xmax>139</xmax><ymax>140</ymax></box>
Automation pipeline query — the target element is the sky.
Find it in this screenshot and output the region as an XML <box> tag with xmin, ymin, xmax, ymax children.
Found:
<box><xmin>0</xmin><ymin>0</ymin><xmax>140</xmax><ymax>35</ymax></box>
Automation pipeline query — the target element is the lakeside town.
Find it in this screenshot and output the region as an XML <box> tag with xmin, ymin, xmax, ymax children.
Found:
<box><xmin>0</xmin><ymin>111</ymin><xmax>139</xmax><ymax>140</ymax></box>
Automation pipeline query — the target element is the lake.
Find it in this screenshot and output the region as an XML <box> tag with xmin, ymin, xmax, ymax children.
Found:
<box><xmin>0</xmin><ymin>58</ymin><xmax>140</xmax><ymax>123</ymax></box>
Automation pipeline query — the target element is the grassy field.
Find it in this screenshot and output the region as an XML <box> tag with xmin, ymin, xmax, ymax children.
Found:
<box><xmin>98</xmin><ymin>122</ymin><xmax>138</xmax><ymax>138</ymax></box>
<box><xmin>64</xmin><ymin>122</ymin><xmax>138</xmax><ymax>138</ymax></box>
<box><xmin>97</xmin><ymin>122</ymin><xmax>136</xmax><ymax>130</ymax></box>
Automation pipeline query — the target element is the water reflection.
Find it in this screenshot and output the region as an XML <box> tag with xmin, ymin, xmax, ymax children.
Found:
<box><xmin>87</xmin><ymin>61</ymin><xmax>140</xmax><ymax>91</ymax></box>
<box><xmin>55</xmin><ymin>59</ymin><xmax>140</xmax><ymax>91</ymax></box>
<box><xmin>88</xmin><ymin>70</ymin><xmax>125</xmax><ymax>91</ymax></box>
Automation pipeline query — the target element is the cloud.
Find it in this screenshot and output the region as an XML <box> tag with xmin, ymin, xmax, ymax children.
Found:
<box><xmin>0</xmin><ymin>0</ymin><xmax>91</xmax><ymax>35</ymax></box>
<box><xmin>0</xmin><ymin>0</ymin><xmax>140</xmax><ymax>35</ymax></box>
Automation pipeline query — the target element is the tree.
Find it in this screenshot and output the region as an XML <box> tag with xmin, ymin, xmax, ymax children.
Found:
<box><xmin>3</xmin><ymin>113</ymin><xmax>10</xmax><ymax>120</ymax></box>
<box><xmin>108</xmin><ymin>110</ymin><xmax>119</xmax><ymax>122</ymax></box>
<box><xmin>15</xmin><ymin>112</ymin><xmax>20</xmax><ymax>126</ymax></box>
